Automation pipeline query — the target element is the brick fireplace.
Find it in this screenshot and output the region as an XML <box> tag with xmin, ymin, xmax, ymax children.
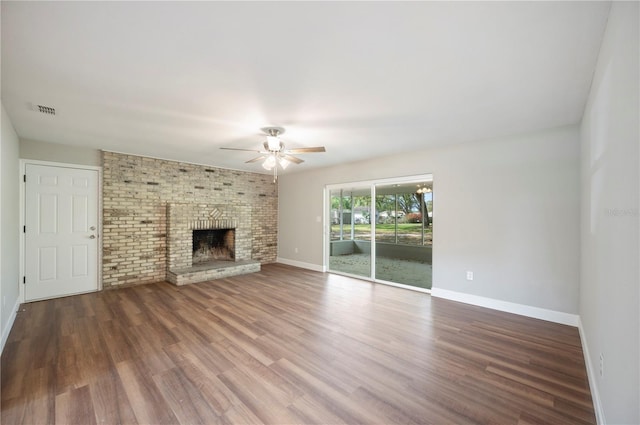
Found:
<box><xmin>166</xmin><ymin>203</ymin><xmax>261</xmax><ymax>285</ymax></box>
<box><xmin>101</xmin><ymin>151</ymin><xmax>276</xmax><ymax>289</ymax></box>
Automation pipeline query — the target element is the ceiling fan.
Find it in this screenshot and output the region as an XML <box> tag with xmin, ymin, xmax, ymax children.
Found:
<box><xmin>220</xmin><ymin>127</ymin><xmax>326</xmax><ymax>182</ymax></box>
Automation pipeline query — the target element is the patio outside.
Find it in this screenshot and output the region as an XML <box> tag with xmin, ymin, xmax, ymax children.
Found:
<box><xmin>329</xmin><ymin>184</ymin><xmax>433</xmax><ymax>290</ymax></box>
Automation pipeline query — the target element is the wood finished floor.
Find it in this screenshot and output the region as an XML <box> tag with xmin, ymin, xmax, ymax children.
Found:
<box><xmin>2</xmin><ymin>264</ymin><xmax>595</xmax><ymax>424</ymax></box>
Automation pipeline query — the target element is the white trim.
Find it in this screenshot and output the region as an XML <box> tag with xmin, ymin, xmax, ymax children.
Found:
<box><xmin>19</xmin><ymin>159</ymin><xmax>103</xmax><ymax>303</ymax></box>
<box><xmin>578</xmin><ymin>317</ymin><xmax>605</xmax><ymax>425</ymax></box>
<box><xmin>276</xmin><ymin>257</ymin><xmax>325</xmax><ymax>272</ymax></box>
<box><xmin>103</xmin><ymin>149</ymin><xmax>265</xmax><ymax>176</ymax></box>
<box><xmin>19</xmin><ymin>160</ymin><xmax>25</xmax><ymax>304</ymax></box>
<box><xmin>322</xmin><ymin>188</ymin><xmax>328</xmax><ymax>274</ymax></box>
<box><xmin>20</xmin><ymin>158</ymin><xmax>102</xmax><ymax>172</ymax></box>
<box><xmin>374</xmin><ymin>278</ymin><xmax>430</xmax><ymax>294</ymax></box>
<box><xmin>430</xmin><ymin>287</ymin><xmax>579</xmax><ymax>327</ymax></box>
<box><xmin>1</xmin><ymin>299</ymin><xmax>20</xmax><ymax>353</ymax></box>
<box><xmin>324</xmin><ymin>173</ymin><xmax>433</xmax><ymax>192</ymax></box>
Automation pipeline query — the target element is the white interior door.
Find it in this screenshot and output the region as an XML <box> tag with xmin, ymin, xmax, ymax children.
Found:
<box><xmin>25</xmin><ymin>164</ymin><xmax>99</xmax><ymax>301</ymax></box>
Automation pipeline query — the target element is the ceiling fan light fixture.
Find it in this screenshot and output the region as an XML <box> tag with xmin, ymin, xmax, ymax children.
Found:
<box><xmin>262</xmin><ymin>155</ymin><xmax>276</xmax><ymax>170</ymax></box>
<box><xmin>266</xmin><ymin>136</ymin><xmax>281</xmax><ymax>151</ymax></box>
<box><xmin>279</xmin><ymin>157</ymin><xmax>291</xmax><ymax>170</ymax></box>
<box><xmin>220</xmin><ymin>126</ymin><xmax>325</xmax><ymax>183</ymax></box>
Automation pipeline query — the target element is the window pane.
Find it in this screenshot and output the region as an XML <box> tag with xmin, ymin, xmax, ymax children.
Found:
<box><xmin>329</xmin><ymin>188</ymin><xmax>371</xmax><ymax>278</ymax></box>
<box><xmin>374</xmin><ymin>181</ymin><xmax>432</xmax><ymax>289</ymax></box>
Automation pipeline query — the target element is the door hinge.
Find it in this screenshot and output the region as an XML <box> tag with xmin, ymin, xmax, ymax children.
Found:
<box><xmin>23</xmin><ymin>226</ymin><xmax>26</xmax><ymax>233</ymax></box>
<box><xmin>23</xmin><ymin>174</ymin><xmax>26</xmax><ymax>183</ymax></box>
<box><xmin>23</xmin><ymin>276</ymin><xmax>26</xmax><ymax>284</ymax></box>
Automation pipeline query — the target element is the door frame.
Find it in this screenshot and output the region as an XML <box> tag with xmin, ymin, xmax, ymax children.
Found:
<box><xmin>19</xmin><ymin>159</ymin><xmax>103</xmax><ymax>303</ymax></box>
<box><xmin>324</xmin><ymin>173</ymin><xmax>433</xmax><ymax>293</ymax></box>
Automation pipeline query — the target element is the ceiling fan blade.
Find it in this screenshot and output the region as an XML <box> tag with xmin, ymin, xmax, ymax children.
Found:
<box><xmin>286</xmin><ymin>146</ymin><xmax>326</xmax><ymax>153</ymax></box>
<box><xmin>245</xmin><ymin>155</ymin><xmax>267</xmax><ymax>164</ymax></box>
<box><xmin>282</xmin><ymin>155</ymin><xmax>304</xmax><ymax>164</ymax></box>
<box><xmin>220</xmin><ymin>147</ymin><xmax>263</xmax><ymax>153</ymax></box>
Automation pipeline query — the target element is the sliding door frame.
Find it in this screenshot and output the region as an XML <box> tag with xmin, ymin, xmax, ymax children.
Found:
<box><xmin>325</xmin><ymin>173</ymin><xmax>433</xmax><ymax>293</ymax></box>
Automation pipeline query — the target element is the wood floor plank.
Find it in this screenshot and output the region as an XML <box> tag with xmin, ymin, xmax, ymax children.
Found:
<box><xmin>1</xmin><ymin>263</ymin><xmax>596</xmax><ymax>425</ymax></box>
<box><xmin>350</xmin><ymin>386</ymin><xmax>427</xmax><ymax>425</ymax></box>
<box><xmin>115</xmin><ymin>358</ymin><xmax>179</xmax><ymax>424</ymax></box>
<box><xmin>269</xmin><ymin>358</ymin><xmax>378</xmax><ymax>425</ymax></box>
<box><xmin>88</xmin><ymin>369</ymin><xmax>138</xmax><ymax>425</ymax></box>
<box><xmin>1</xmin><ymin>339</ymin><xmax>31</xmax><ymax>400</ymax></box>
<box><xmin>162</xmin><ymin>345</ymin><xmax>236</xmax><ymax>416</ymax></box>
<box><xmin>55</xmin><ymin>385</ymin><xmax>97</xmax><ymax>425</ymax></box>
<box><xmin>220</xmin><ymin>403</ymin><xmax>265</xmax><ymax>425</ymax></box>
<box><xmin>217</xmin><ymin>367</ymin><xmax>302</xmax><ymax>424</ymax></box>
<box><xmin>152</xmin><ymin>366</ymin><xmax>221</xmax><ymax>425</ymax></box>
<box><xmin>214</xmin><ymin>339</ymin><xmax>303</xmax><ymax>406</ymax></box>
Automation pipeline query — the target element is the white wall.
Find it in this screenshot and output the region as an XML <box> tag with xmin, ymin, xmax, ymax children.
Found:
<box><xmin>579</xmin><ymin>2</ymin><xmax>639</xmax><ymax>424</ymax></box>
<box><xmin>1</xmin><ymin>104</ymin><xmax>21</xmax><ymax>351</ymax></box>
<box><xmin>279</xmin><ymin>124</ymin><xmax>581</xmax><ymax>315</ymax></box>
<box><xmin>20</xmin><ymin>138</ymin><xmax>101</xmax><ymax>166</ymax></box>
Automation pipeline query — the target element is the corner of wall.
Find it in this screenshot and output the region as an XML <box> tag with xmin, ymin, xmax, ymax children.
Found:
<box><xmin>578</xmin><ymin>2</ymin><xmax>639</xmax><ymax>423</ymax></box>
<box><xmin>0</xmin><ymin>104</ymin><xmax>22</xmax><ymax>354</ymax></box>
<box><xmin>276</xmin><ymin>257</ymin><xmax>325</xmax><ymax>273</ymax></box>
<box><xmin>0</xmin><ymin>299</ymin><xmax>20</xmax><ymax>353</ymax></box>
<box><xmin>577</xmin><ymin>317</ymin><xmax>606</xmax><ymax>425</ymax></box>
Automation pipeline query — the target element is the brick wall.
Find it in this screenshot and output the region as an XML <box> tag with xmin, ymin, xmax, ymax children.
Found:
<box><xmin>102</xmin><ymin>151</ymin><xmax>277</xmax><ymax>288</ymax></box>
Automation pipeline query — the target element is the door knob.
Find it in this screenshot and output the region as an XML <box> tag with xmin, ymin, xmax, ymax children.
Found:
<box><xmin>90</xmin><ymin>226</ymin><xmax>96</xmax><ymax>231</ymax></box>
<box><xmin>90</xmin><ymin>235</ymin><xmax>96</xmax><ymax>239</ymax></box>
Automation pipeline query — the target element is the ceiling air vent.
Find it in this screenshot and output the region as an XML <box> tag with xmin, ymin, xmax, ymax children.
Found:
<box><xmin>36</xmin><ymin>105</ymin><xmax>56</xmax><ymax>115</ymax></box>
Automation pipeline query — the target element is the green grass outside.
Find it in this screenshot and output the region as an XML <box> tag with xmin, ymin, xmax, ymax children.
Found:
<box><xmin>375</xmin><ymin>223</ymin><xmax>432</xmax><ymax>234</ymax></box>
<box><xmin>332</xmin><ymin>223</ymin><xmax>432</xmax><ymax>235</ymax></box>
<box><xmin>331</xmin><ymin>223</ymin><xmax>433</xmax><ymax>245</ymax></box>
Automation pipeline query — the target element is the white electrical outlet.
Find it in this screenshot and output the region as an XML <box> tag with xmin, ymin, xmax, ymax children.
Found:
<box><xmin>599</xmin><ymin>354</ymin><xmax>604</xmax><ymax>377</ymax></box>
<box><xmin>466</xmin><ymin>271</ymin><xmax>474</xmax><ymax>281</ymax></box>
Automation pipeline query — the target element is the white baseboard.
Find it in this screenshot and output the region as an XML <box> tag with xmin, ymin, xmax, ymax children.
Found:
<box><xmin>578</xmin><ymin>317</ymin><xmax>605</xmax><ymax>425</ymax></box>
<box><xmin>430</xmin><ymin>287</ymin><xmax>580</xmax><ymax>327</ymax></box>
<box><xmin>276</xmin><ymin>257</ymin><xmax>325</xmax><ymax>272</ymax></box>
<box><xmin>1</xmin><ymin>299</ymin><xmax>20</xmax><ymax>354</ymax></box>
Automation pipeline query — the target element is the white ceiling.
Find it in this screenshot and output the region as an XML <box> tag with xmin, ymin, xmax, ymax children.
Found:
<box><xmin>1</xmin><ymin>1</ymin><xmax>610</xmax><ymax>175</ymax></box>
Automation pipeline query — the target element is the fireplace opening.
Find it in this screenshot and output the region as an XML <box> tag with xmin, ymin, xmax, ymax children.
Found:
<box><xmin>192</xmin><ymin>229</ymin><xmax>235</xmax><ymax>264</ymax></box>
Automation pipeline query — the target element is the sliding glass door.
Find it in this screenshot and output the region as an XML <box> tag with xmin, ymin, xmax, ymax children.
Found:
<box><xmin>374</xmin><ymin>182</ymin><xmax>432</xmax><ymax>289</ymax></box>
<box><xmin>328</xmin><ymin>187</ymin><xmax>371</xmax><ymax>279</ymax></box>
<box><xmin>326</xmin><ymin>175</ymin><xmax>433</xmax><ymax>291</ymax></box>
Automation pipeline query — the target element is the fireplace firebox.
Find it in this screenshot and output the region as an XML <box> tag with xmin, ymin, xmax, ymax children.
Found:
<box><xmin>192</xmin><ymin>229</ymin><xmax>235</xmax><ymax>264</ymax></box>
